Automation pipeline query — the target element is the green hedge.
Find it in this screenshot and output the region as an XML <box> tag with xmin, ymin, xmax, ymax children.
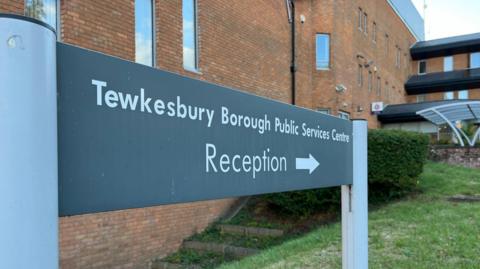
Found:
<box><xmin>368</xmin><ymin>129</ymin><xmax>429</xmax><ymax>201</ymax></box>
<box><xmin>264</xmin><ymin>129</ymin><xmax>429</xmax><ymax>216</ymax></box>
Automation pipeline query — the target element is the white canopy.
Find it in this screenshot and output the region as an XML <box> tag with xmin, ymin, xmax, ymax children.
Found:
<box><xmin>417</xmin><ymin>101</ymin><xmax>480</xmax><ymax>147</ymax></box>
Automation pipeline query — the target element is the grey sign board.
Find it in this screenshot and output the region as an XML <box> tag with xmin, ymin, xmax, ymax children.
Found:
<box><xmin>57</xmin><ymin>43</ymin><xmax>353</xmax><ymax>216</ymax></box>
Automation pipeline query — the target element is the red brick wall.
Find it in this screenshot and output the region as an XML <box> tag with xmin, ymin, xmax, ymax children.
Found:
<box><xmin>0</xmin><ymin>0</ymin><xmax>23</xmax><ymax>14</ymax></box>
<box><xmin>154</xmin><ymin>0</ymin><xmax>292</xmax><ymax>103</ymax></box>
<box><xmin>60</xmin><ymin>199</ymin><xmax>235</xmax><ymax>268</ymax></box>
<box><xmin>60</xmin><ymin>0</ymin><xmax>135</xmax><ymax>60</ymax></box>
<box><xmin>306</xmin><ymin>0</ymin><xmax>417</xmax><ymax>128</ymax></box>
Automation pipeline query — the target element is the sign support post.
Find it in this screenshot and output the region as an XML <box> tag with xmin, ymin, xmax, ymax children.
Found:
<box><xmin>342</xmin><ymin>120</ymin><xmax>368</xmax><ymax>269</ymax></box>
<box><xmin>0</xmin><ymin>15</ymin><xmax>59</xmax><ymax>269</ymax></box>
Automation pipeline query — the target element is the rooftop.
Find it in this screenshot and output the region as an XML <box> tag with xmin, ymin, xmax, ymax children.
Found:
<box><xmin>411</xmin><ymin>32</ymin><xmax>480</xmax><ymax>60</ymax></box>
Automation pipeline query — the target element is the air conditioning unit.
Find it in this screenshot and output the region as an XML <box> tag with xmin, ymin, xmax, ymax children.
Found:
<box><xmin>371</xmin><ymin>102</ymin><xmax>384</xmax><ymax>114</ymax></box>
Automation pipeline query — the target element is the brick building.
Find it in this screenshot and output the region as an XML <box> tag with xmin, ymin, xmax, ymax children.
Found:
<box><xmin>1</xmin><ymin>0</ymin><xmax>429</xmax><ymax>268</ymax></box>
<box><xmin>380</xmin><ymin>33</ymin><xmax>480</xmax><ymax>137</ymax></box>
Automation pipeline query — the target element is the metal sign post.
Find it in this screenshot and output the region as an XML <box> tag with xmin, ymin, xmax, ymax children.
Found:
<box><xmin>0</xmin><ymin>15</ymin><xmax>58</xmax><ymax>269</ymax></box>
<box><xmin>342</xmin><ymin>120</ymin><xmax>368</xmax><ymax>269</ymax></box>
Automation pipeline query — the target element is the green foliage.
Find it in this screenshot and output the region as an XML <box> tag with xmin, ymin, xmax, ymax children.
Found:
<box><xmin>368</xmin><ymin>129</ymin><xmax>429</xmax><ymax>201</ymax></box>
<box><xmin>264</xmin><ymin>187</ymin><xmax>340</xmax><ymax>216</ymax></box>
<box><xmin>264</xmin><ymin>129</ymin><xmax>429</xmax><ymax>216</ymax></box>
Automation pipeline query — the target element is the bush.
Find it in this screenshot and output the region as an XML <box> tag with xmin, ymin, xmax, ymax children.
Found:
<box><xmin>368</xmin><ymin>129</ymin><xmax>429</xmax><ymax>201</ymax></box>
<box><xmin>264</xmin><ymin>129</ymin><xmax>429</xmax><ymax>216</ymax></box>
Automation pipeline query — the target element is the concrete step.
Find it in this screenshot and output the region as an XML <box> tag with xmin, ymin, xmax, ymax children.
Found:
<box><xmin>151</xmin><ymin>260</ymin><xmax>201</xmax><ymax>269</ymax></box>
<box><xmin>217</xmin><ymin>224</ymin><xmax>284</xmax><ymax>238</ymax></box>
<box><xmin>182</xmin><ymin>241</ymin><xmax>259</xmax><ymax>258</ymax></box>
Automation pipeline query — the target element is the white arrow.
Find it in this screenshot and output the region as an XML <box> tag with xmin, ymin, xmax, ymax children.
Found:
<box><xmin>295</xmin><ymin>154</ymin><xmax>320</xmax><ymax>174</ymax></box>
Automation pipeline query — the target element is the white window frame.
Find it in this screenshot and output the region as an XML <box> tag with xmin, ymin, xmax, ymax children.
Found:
<box><xmin>458</xmin><ymin>90</ymin><xmax>469</xmax><ymax>100</ymax></box>
<box><xmin>444</xmin><ymin>91</ymin><xmax>454</xmax><ymax>100</ymax></box>
<box><xmin>315</xmin><ymin>33</ymin><xmax>330</xmax><ymax>70</ymax></box>
<box><xmin>363</xmin><ymin>12</ymin><xmax>368</xmax><ymax>34</ymax></box>
<box><xmin>357</xmin><ymin>64</ymin><xmax>363</xmax><ymax>87</ymax></box>
<box><xmin>183</xmin><ymin>0</ymin><xmax>199</xmax><ymax>72</ymax></box>
<box><xmin>317</xmin><ymin>108</ymin><xmax>331</xmax><ymax>115</ymax></box>
<box><xmin>444</xmin><ymin>56</ymin><xmax>454</xmax><ymax>71</ymax></box>
<box><xmin>416</xmin><ymin>94</ymin><xmax>426</xmax><ymax>103</ymax></box>
<box><xmin>358</xmin><ymin>8</ymin><xmax>363</xmax><ymax>31</ymax></box>
<box><xmin>338</xmin><ymin>111</ymin><xmax>350</xmax><ymax>120</ymax></box>
<box><xmin>470</xmin><ymin>52</ymin><xmax>480</xmax><ymax>68</ymax></box>
<box><xmin>134</xmin><ymin>0</ymin><xmax>155</xmax><ymax>67</ymax></box>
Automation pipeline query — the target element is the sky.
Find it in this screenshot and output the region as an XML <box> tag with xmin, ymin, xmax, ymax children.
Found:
<box><xmin>411</xmin><ymin>0</ymin><xmax>480</xmax><ymax>40</ymax></box>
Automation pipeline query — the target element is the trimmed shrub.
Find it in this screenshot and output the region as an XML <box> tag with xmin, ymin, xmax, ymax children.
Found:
<box><xmin>264</xmin><ymin>129</ymin><xmax>429</xmax><ymax>216</ymax></box>
<box><xmin>368</xmin><ymin>129</ymin><xmax>429</xmax><ymax>201</ymax></box>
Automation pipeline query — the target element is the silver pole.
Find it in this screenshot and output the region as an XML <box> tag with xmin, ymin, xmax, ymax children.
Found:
<box><xmin>0</xmin><ymin>15</ymin><xmax>58</xmax><ymax>269</ymax></box>
<box><xmin>342</xmin><ymin>120</ymin><xmax>368</xmax><ymax>269</ymax></box>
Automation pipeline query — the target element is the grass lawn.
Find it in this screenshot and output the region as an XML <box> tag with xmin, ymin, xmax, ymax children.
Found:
<box><xmin>219</xmin><ymin>162</ymin><xmax>480</xmax><ymax>269</ymax></box>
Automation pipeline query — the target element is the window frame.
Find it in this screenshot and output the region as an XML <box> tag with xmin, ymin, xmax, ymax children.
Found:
<box><xmin>470</xmin><ymin>52</ymin><xmax>480</xmax><ymax>68</ymax></box>
<box><xmin>134</xmin><ymin>0</ymin><xmax>155</xmax><ymax>67</ymax></box>
<box><xmin>25</xmin><ymin>0</ymin><xmax>59</xmax><ymax>35</ymax></box>
<box><xmin>372</xmin><ymin>21</ymin><xmax>377</xmax><ymax>42</ymax></box>
<box><xmin>416</xmin><ymin>94</ymin><xmax>426</xmax><ymax>103</ymax></box>
<box><xmin>358</xmin><ymin>8</ymin><xmax>363</xmax><ymax>31</ymax></box>
<box><xmin>338</xmin><ymin>111</ymin><xmax>350</xmax><ymax>120</ymax></box>
<box><xmin>367</xmin><ymin>71</ymin><xmax>373</xmax><ymax>92</ymax></box>
<box><xmin>385</xmin><ymin>34</ymin><xmax>389</xmax><ymax>56</ymax></box>
<box><xmin>458</xmin><ymin>90</ymin><xmax>469</xmax><ymax>100</ymax></box>
<box><xmin>315</xmin><ymin>33</ymin><xmax>330</xmax><ymax>70</ymax></box>
<box><xmin>182</xmin><ymin>0</ymin><xmax>199</xmax><ymax>72</ymax></box>
<box><xmin>444</xmin><ymin>56</ymin><xmax>454</xmax><ymax>71</ymax></box>
<box><xmin>357</xmin><ymin>64</ymin><xmax>363</xmax><ymax>87</ymax></box>
<box><xmin>376</xmin><ymin>76</ymin><xmax>381</xmax><ymax>96</ymax></box>
<box><xmin>418</xmin><ymin>60</ymin><xmax>427</xmax><ymax>74</ymax></box>
<box><xmin>363</xmin><ymin>12</ymin><xmax>368</xmax><ymax>34</ymax></box>
<box><xmin>317</xmin><ymin>108</ymin><xmax>331</xmax><ymax>115</ymax></box>
<box><xmin>395</xmin><ymin>46</ymin><xmax>401</xmax><ymax>68</ymax></box>
<box><xmin>444</xmin><ymin>91</ymin><xmax>454</xmax><ymax>100</ymax></box>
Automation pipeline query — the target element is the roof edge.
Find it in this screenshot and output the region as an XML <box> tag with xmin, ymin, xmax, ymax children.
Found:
<box><xmin>386</xmin><ymin>0</ymin><xmax>425</xmax><ymax>41</ymax></box>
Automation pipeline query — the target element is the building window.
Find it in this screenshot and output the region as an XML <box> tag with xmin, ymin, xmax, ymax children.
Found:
<box><xmin>376</xmin><ymin>76</ymin><xmax>381</xmax><ymax>96</ymax></box>
<box><xmin>444</xmin><ymin>92</ymin><xmax>454</xmax><ymax>100</ymax></box>
<box><xmin>395</xmin><ymin>46</ymin><xmax>401</xmax><ymax>68</ymax></box>
<box><xmin>372</xmin><ymin>22</ymin><xmax>377</xmax><ymax>42</ymax></box>
<box><xmin>338</xmin><ymin>111</ymin><xmax>350</xmax><ymax>120</ymax></box>
<box><xmin>418</xmin><ymin>60</ymin><xmax>427</xmax><ymax>74</ymax></box>
<box><xmin>25</xmin><ymin>0</ymin><xmax>58</xmax><ymax>30</ymax></box>
<box><xmin>385</xmin><ymin>34</ymin><xmax>389</xmax><ymax>56</ymax></box>
<box><xmin>357</xmin><ymin>64</ymin><xmax>363</xmax><ymax>87</ymax></box>
<box><xmin>363</xmin><ymin>12</ymin><xmax>368</xmax><ymax>34</ymax></box>
<box><xmin>416</xmin><ymin>94</ymin><xmax>426</xmax><ymax>102</ymax></box>
<box><xmin>384</xmin><ymin>82</ymin><xmax>389</xmax><ymax>100</ymax></box>
<box><xmin>368</xmin><ymin>71</ymin><xmax>373</xmax><ymax>92</ymax></box>
<box><xmin>444</xmin><ymin>56</ymin><xmax>454</xmax><ymax>71</ymax></box>
<box><xmin>316</xmin><ymin>34</ymin><xmax>330</xmax><ymax>70</ymax></box>
<box><xmin>358</xmin><ymin>8</ymin><xmax>363</xmax><ymax>31</ymax></box>
<box><xmin>470</xmin><ymin>52</ymin><xmax>480</xmax><ymax>68</ymax></box>
<box><xmin>135</xmin><ymin>0</ymin><xmax>154</xmax><ymax>66</ymax></box>
<box><xmin>458</xmin><ymin>90</ymin><xmax>469</xmax><ymax>99</ymax></box>
<box><xmin>317</xmin><ymin>108</ymin><xmax>331</xmax><ymax>115</ymax></box>
<box><xmin>183</xmin><ymin>0</ymin><xmax>198</xmax><ymax>71</ymax></box>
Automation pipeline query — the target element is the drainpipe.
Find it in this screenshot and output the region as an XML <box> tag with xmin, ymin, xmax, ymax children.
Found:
<box><xmin>290</xmin><ymin>0</ymin><xmax>297</xmax><ymax>105</ymax></box>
